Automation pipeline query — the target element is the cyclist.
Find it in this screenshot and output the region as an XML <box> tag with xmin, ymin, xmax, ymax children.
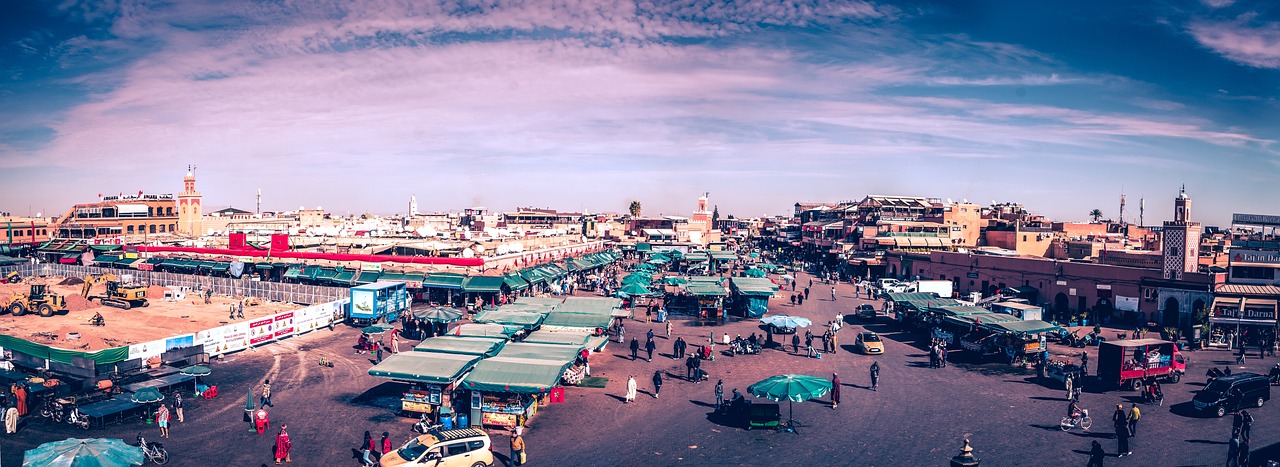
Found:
<box><xmin>1068</xmin><ymin>400</ymin><xmax>1082</xmax><ymax>420</ymax></box>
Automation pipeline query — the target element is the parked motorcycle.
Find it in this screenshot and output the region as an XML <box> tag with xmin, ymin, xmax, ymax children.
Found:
<box><xmin>41</xmin><ymin>398</ymin><xmax>90</xmax><ymax>430</ymax></box>
<box><xmin>412</xmin><ymin>413</ymin><xmax>442</xmax><ymax>434</ymax></box>
<box><xmin>135</xmin><ymin>435</ymin><xmax>169</xmax><ymax>465</ymax></box>
<box><xmin>730</xmin><ymin>339</ymin><xmax>761</xmax><ymax>355</ymax></box>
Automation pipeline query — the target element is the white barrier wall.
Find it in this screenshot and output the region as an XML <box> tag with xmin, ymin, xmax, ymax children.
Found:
<box><xmin>130</xmin><ymin>298</ymin><xmax>351</xmax><ymax>359</ymax></box>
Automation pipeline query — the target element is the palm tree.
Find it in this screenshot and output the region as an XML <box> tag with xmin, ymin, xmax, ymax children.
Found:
<box><xmin>1088</xmin><ymin>209</ymin><xmax>1103</xmax><ymax>223</ymax></box>
<box><xmin>628</xmin><ymin>201</ymin><xmax>642</xmax><ymax>217</ymax></box>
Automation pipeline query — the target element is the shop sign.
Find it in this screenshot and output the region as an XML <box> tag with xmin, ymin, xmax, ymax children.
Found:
<box><xmin>966</xmin><ymin>272</ymin><xmax>979</xmax><ymax>279</ymax></box>
<box><xmin>1233</xmin><ymin>213</ymin><xmax>1280</xmax><ymax>227</ymax></box>
<box><xmin>1215</xmin><ymin>304</ymin><xmax>1276</xmax><ymax>321</ymax></box>
<box><xmin>1232</xmin><ymin>249</ymin><xmax>1280</xmax><ymax>265</ymax></box>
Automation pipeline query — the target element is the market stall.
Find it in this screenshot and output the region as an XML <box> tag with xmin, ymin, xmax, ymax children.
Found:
<box><xmin>412</xmin><ymin>336</ymin><xmax>509</xmax><ymax>358</ymax></box>
<box><xmin>368</xmin><ymin>352</ymin><xmax>480</xmax><ymax>418</ymax></box>
<box><xmin>461</xmin><ymin>356</ymin><xmax>572</xmax><ymax>428</ymax></box>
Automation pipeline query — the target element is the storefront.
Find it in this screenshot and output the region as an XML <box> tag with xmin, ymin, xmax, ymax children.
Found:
<box><xmin>1208</xmin><ymin>296</ymin><xmax>1278</xmax><ymax>348</ymax></box>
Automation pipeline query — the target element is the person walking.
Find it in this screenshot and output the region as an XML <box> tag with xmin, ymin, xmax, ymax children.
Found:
<box><xmin>3</xmin><ymin>405</ymin><xmax>16</xmax><ymax>434</ymax></box>
<box><xmin>791</xmin><ymin>334</ymin><xmax>800</xmax><ymax>354</ymax></box>
<box><xmin>1112</xmin><ymin>404</ymin><xmax>1131</xmax><ymax>457</ymax></box>
<box><xmin>1239</xmin><ymin>409</ymin><xmax>1254</xmax><ymax>440</ymax></box>
<box><xmin>804</xmin><ymin>287</ymin><xmax>810</xmax><ymax>300</ymax></box>
<box><xmin>830</xmin><ymin>373</ymin><xmax>841</xmax><ymax>409</ymax></box>
<box><xmin>1087</xmin><ymin>440</ymin><xmax>1105</xmax><ymax>467</ymax></box>
<box><xmin>390</xmin><ymin>331</ymin><xmax>400</xmax><ymax>354</ymax></box>
<box><xmin>647</xmin><ymin>328</ymin><xmax>655</xmax><ymax>343</ymax></box>
<box><xmin>1127</xmin><ymin>403</ymin><xmax>1141</xmax><ymax>437</ymax></box>
<box><xmin>362</xmin><ymin>431</ymin><xmax>376</xmax><ymax>464</ymax></box>
<box><xmin>155</xmin><ymin>403</ymin><xmax>171</xmax><ymax>438</ymax></box>
<box><xmin>652</xmin><ymin>371</ymin><xmax>663</xmax><ymax>398</ymax></box>
<box><xmin>174</xmin><ymin>392</ymin><xmax>184</xmax><ymax>423</ymax></box>
<box><xmin>629</xmin><ymin>338</ymin><xmax>640</xmax><ymax>360</ymax></box>
<box><xmin>1228</xmin><ymin>429</ymin><xmax>1241</xmax><ymax>467</ymax></box>
<box><xmin>692</xmin><ymin>354</ymin><xmax>703</xmax><ymax>383</ymax></box>
<box><xmin>625</xmin><ymin>375</ymin><xmax>637</xmax><ymax>403</ymax></box>
<box><xmin>261</xmin><ymin>380</ymin><xmax>274</xmax><ymax>408</ymax></box>
<box><xmin>831</xmin><ymin>286</ymin><xmax>836</xmax><ymax>301</ymax></box>
<box><xmin>870</xmin><ymin>361</ymin><xmax>881</xmax><ymax>391</ymax></box>
<box><xmin>617</xmin><ymin>323</ymin><xmax>625</xmax><ymax>344</ymax></box>
<box><xmin>1081</xmin><ymin>351</ymin><xmax>1089</xmax><ymax>377</ymax></box>
<box><xmin>666</xmin><ymin>320</ymin><xmax>672</xmax><ymax>339</ymax></box>
<box><xmin>510</xmin><ymin>428</ymin><xmax>526</xmax><ymax>466</ymax></box>
<box><xmin>274</xmin><ymin>424</ymin><xmax>292</xmax><ymax>464</ymax></box>
<box><xmin>714</xmin><ymin>380</ymin><xmax>724</xmax><ymax>410</ymax></box>
<box><xmin>1065</xmin><ymin>374</ymin><xmax>1074</xmax><ymax>401</ymax></box>
<box><xmin>830</xmin><ymin>330</ymin><xmax>839</xmax><ymax>353</ymax></box>
<box><xmin>645</xmin><ymin>338</ymin><xmax>656</xmax><ymax>362</ymax></box>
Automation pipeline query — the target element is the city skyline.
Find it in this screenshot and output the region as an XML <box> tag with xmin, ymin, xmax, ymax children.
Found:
<box><xmin>1</xmin><ymin>0</ymin><xmax>1277</xmax><ymax>224</ymax></box>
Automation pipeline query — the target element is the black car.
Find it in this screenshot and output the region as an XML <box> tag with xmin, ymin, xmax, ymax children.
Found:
<box><xmin>1193</xmin><ymin>372</ymin><xmax>1271</xmax><ymax>417</ymax></box>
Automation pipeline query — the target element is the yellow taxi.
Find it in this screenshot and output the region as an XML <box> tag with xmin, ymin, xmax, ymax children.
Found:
<box><xmin>854</xmin><ymin>331</ymin><xmax>884</xmax><ymax>355</ymax></box>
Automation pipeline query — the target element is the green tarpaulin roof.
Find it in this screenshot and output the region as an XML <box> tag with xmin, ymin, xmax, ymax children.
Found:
<box><xmin>452</xmin><ymin>323</ymin><xmax>519</xmax><ymax>338</ymax></box>
<box><xmin>688</xmin><ymin>276</ymin><xmax>725</xmax><ymax>284</ymax></box>
<box><xmin>942</xmin><ymin>313</ymin><xmax>1022</xmax><ymax>329</ymax></box>
<box><xmin>635</xmin><ymin>243</ymin><xmax>651</xmax><ymax>252</ymax></box>
<box><xmin>502</xmin><ymin>273</ymin><xmax>529</xmax><ymax>292</ymax></box>
<box><xmin>541</xmin><ymin>312</ymin><xmax>613</xmax><ymax>329</ymax></box>
<box><xmin>422</xmin><ymin>273</ymin><xmax>465</xmax><ymax>289</ymax></box>
<box><xmin>553</xmin><ymin>297</ymin><xmax>622</xmax><ymax>315</ymax></box>
<box><xmin>354</xmin><ymin>270</ymin><xmax>382</xmax><ymax>285</ymax></box>
<box><xmin>211</xmin><ymin>263</ymin><xmax>229</xmax><ymax>272</ymax></box>
<box><xmin>730</xmin><ymin>277</ymin><xmax>779</xmax><ymax>297</ymax></box>
<box><xmin>462</xmin><ymin>275</ymin><xmax>505</xmax><ymax>293</ymax></box>
<box><xmin>283</xmin><ymin>266</ymin><xmax>303</xmax><ymax>279</ymax></box>
<box><xmin>930</xmin><ymin>305</ymin><xmax>989</xmax><ymax>316</ymax></box>
<box><xmin>412</xmin><ymin>336</ymin><xmax>508</xmax><ymax>357</ymax></box>
<box><xmin>0</xmin><ymin>334</ymin><xmax>128</xmax><ymax>366</ymax></box>
<box><xmin>496</xmin><ymin>342</ymin><xmax>583</xmax><ymax>363</ymax></box>
<box><xmin>332</xmin><ymin>270</ymin><xmax>356</xmax><ymax>284</ymax></box>
<box><xmin>314</xmin><ymin>268</ymin><xmax>339</xmax><ymax>280</ymax></box>
<box><xmin>985</xmin><ymin>319</ymin><xmax>1060</xmax><ymax>335</ymax></box>
<box><xmin>685</xmin><ymin>283</ymin><xmax>728</xmax><ymax>296</ymax></box>
<box><xmin>0</xmin><ymin>255</ymin><xmax>24</xmax><ymax>266</ymax></box>
<box><xmin>473</xmin><ymin>310</ymin><xmax>545</xmax><ymax>329</ymax></box>
<box><xmin>368</xmin><ymin>352</ymin><xmax>480</xmax><ymax>385</ymax></box>
<box><xmin>885</xmin><ymin>292</ymin><xmax>942</xmax><ymax>303</ymax></box>
<box><xmin>462</xmin><ymin>356</ymin><xmax>571</xmax><ymax>394</ymax></box>
<box><xmin>521</xmin><ymin>331</ymin><xmax>591</xmax><ymax>346</ymax></box>
<box><xmin>90</xmin><ymin>255</ymin><xmax>120</xmax><ymax>265</ymax></box>
<box><xmin>899</xmin><ymin>298</ymin><xmax>961</xmax><ymax>311</ymax></box>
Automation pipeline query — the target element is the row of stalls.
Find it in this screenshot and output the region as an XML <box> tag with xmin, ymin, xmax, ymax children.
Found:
<box><xmin>886</xmin><ymin>292</ymin><xmax>1061</xmax><ymax>363</ymax></box>
<box><xmin>368</xmin><ymin>297</ymin><xmax>617</xmax><ymax>429</ymax></box>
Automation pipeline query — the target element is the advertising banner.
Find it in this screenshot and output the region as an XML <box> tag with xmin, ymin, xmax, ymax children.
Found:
<box><xmin>128</xmin><ymin>338</ymin><xmax>169</xmax><ymax>361</ymax></box>
<box><xmin>220</xmin><ymin>322</ymin><xmax>250</xmax><ymax>354</ymax></box>
<box><xmin>273</xmin><ymin>312</ymin><xmax>295</xmax><ymax>338</ymax></box>
<box><xmin>165</xmin><ymin>334</ymin><xmax>195</xmax><ymax>351</ymax></box>
<box><xmin>249</xmin><ymin>317</ymin><xmax>276</xmax><ymax>345</ymax></box>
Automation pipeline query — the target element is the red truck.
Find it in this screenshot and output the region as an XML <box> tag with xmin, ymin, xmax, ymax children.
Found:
<box><xmin>1096</xmin><ymin>338</ymin><xmax>1188</xmax><ymax>390</ymax></box>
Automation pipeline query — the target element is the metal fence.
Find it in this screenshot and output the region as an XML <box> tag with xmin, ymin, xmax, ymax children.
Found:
<box><xmin>0</xmin><ymin>263</ymin><xmax>346</xmax><ymax>305</ymax></box>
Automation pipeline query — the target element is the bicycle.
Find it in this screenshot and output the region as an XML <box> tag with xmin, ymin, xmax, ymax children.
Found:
<box><xmin>135</xmin><ymin>435</ymin><xmax>169</xmax><ymax>465</ymax></box>
<box><xmin>1060</xmin><ymin>409</ymin><xmax>1092</xmax><ymax>432</ymax></box>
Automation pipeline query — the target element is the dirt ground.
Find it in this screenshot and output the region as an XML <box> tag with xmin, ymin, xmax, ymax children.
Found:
<box><xmin>0</xmin><ymin>278</ymin><xmax>301</xmax><ymax>351</ymax></box>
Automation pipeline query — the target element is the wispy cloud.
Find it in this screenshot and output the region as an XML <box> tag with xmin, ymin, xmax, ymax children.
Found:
<box><xmin>1188</xmin><ymin>20</ymin><xmax>1280</xmax><ymax>68</ymax></box>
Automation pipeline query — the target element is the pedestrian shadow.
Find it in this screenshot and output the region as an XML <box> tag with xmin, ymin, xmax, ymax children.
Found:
<box><xmin>1069</xmin><ymin>449</ymin><xmax>1118</xmax><ymax>458</ymax></box>
<box><xmin>605</xmin><ymin>394</ymin><xmax>626</xmax><ymax>402</ymax></box>
<box><xmin>1028</xmin><ymin>396</ymin><xmax>1068</xmax><ymax>401</ymax></box>
<box><xmin>688</xmin><ymin>400</ymin><xmax>715</xmax><ymax>408</ymax></box>
<box><xmin>1185</xmin><ymin>439</ymin><xmax>1228</xmax><ymax>445</ymax></box>
<box><xmin>612</xmin><ymin>354</ymin><xmax>632</xmax><ymax>360</ymax></box>
<box><xmin>1168</xmin><ymin>402</ymin><xmax>1202</xmax><ymax>418</ymax></box>
<box><xmin>1003</xmin><ymin>377</ymin><xmax>1039</xmax><ymax>385</ymax></box>
<box><xmin>1028</xmin><ymin>423</ymin><xmax>1062</xmax><ymax>431</ymax></box>
<box><xmin>1068</xmin><ymin>431</ymin><xmax>1113</xmax><ymax>439</ymax></box>
<box><xmin>905</xmin><ymin>362</ymin><xmax>933</xmax><ymax>368</ymax></box>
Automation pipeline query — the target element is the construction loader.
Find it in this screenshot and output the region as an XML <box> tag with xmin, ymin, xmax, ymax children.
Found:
<box><xmin>2</xmin><ymin>284</ymin><xmax>67</xmax><ymax>317</ymax></box>
<box><xmin>81</xmin><ymin>274</ymin><xmax>149</xmax><ymax>310</ymax></box>
<box><xmin>2</xmin><ymin>271</ymin><xmax>19</xmax><ymax>284</ymax></box>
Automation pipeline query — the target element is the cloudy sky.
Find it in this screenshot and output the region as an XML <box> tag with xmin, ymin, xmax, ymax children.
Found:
<box><xmin>1</xmin><ymin>0</ymin><xmax>1276</xmax><ymax>224</ymax></box>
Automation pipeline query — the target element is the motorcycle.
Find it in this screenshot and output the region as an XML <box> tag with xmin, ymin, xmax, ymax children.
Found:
<box><xmin>412</xmin><ymin>413</ymin><xmax>442</xmax><ymax>434</ymax></box>
<box><xmin>40</xmin><ymin>397</ymin><xmax>88</xmax><ymax>428</ymax></box>
<box><xmin>135</xmin><ymin>435</ymin><xmax>169</xmax><ymax>465</ymax></box>
<box><xmin>730</xmin><ymin>339</ymin><xmax>761</xmax><ymax>356</ymax></box>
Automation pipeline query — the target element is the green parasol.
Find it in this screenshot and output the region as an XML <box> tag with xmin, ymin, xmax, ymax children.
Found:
<box><xmin>412</xmin><ymin>307</ymin><xmax>464</xmax><ymax>323</ymax></box>
<box><xmin>743</xmin><ymin>268</ymin><xmax>766</xmax><ymax>278</ymax></box>
<box><xmin>129</xmin><ymin>388</ymin><xmax>163</xmax><ymax>404</ymax></box>
<box><xmin>23</xmin><ymin>438</ymin><xmax>145</xmax><ymax>467</ymax></box>
<box><xmin>746</xmin><ymin>374</ymin><xmax>833</xmax><ymax>434</ymax></box>
<box><xmin>618</xmin><ymin>282</ymin><xmax>652</xmax><ymax>297</ymax></box>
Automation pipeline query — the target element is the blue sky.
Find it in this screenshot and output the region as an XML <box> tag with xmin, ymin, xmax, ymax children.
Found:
<box><xmin>0</xmin><ymin>0</ymin><xmax>1276</xmax><ymax>225</ymax></box>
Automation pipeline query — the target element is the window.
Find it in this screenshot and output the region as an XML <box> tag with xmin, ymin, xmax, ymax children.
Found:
<box><xmin>127</xmin><ymin>225</ymin><xmax>135</xmax><ymax>234</ymax></box>
<box><xmin>149</xmin><ymin>224</ymin><xmax>157</xmax><ymax>234</ymax></box>
<box><xmin>1022</xmin><ymin>235</ymin><xmax>1028</xmax><ymax>241</ymax></box>
<box><xmin>1232</xmin><ymin>266</ymin><xmax>1276</xmax><ymax>280</ymax></box>
<box><xmin>170</xmin><ymin>224</ymin><xmax>176</xmax><ymax>232</ymax></box>
<box><xmin>166</xmin><ymin>207</ymin><xmax>173</xmax><ymax>216</ymax></box>
<box><xmin>467</xmin><ymin>441</ymin><xmax>484</xmax><ymax>451</ymax></box>
<box><xmin>446</xmin><ymin>443</ymin><xmax>469</xmax><ymax>456</ymax></box>
<box><xmin>159</xmin><ymin>224</ymin><xmax>166</xmax><ymax>233</ymax></box>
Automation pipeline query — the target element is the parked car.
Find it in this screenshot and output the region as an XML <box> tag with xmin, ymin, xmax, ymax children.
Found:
<box><xmin>857</xmin><ymin>304</ymin><xmax>877</xmax><ymax>321</ymax></box>
<box><xmin>855</xmin><ymin>332</ymin><xmax>884</xmax><ymax>355</ymax></box>
<box><xmin>1193</xmin><ymin>372</ymin><xmax>1271</xmax><ymax>418</ymax></box>
<box><xmin>380</xmin><ymin>428</ymin><xmax>494</xmax><ymax>467</ymax></box>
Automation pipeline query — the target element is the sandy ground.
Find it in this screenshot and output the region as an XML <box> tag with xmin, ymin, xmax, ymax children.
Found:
<box><xmin>0</xmin><ymin>278</ymin><xmax>302</xmax><ymax>350</ymax></box>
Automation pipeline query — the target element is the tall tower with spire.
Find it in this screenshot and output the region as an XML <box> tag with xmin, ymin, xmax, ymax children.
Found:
<box><xmin>1161</xmin><ymin>185</ymin><xmax>1200</xmax><ymax>280</ymax></box>
<box><xmin>176</xmin><ymin>165</ymin><xmax>204</xmax><ymax>236</ymax></box>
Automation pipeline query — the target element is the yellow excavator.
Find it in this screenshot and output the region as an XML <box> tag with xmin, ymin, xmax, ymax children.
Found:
<box><xmin>81</xmin><ymin>274</ymin><xmax>149</xmax><ymax>310</ymax></box>
<box><xmin>2</xmin><ymin>284</ymin><xmax>67</xmax><ymax>317</ymax></box>
<box><xmin>2</xmin><ymin>271</ymin><xmax>20</xmax><ymax>284</ymax></box>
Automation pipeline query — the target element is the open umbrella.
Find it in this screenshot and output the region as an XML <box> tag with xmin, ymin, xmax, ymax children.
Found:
<box><xmin>760</xmin><ymin>315</ymin><xmax>812</xmax><ymax>329</ymax></box>
<box><xmin>618</xmin><ymin>282</ymin><xmax>652</xmax><ymax>297</ymax></box>
<box><xmin>780</xmin><ymin>274</ymin><xmax>795</xmax><ymax>281</ymax></box>
<box><xmin>129</xmin><ymin>388</ymin><xmax>163</xmax><ymax>404</ymax></box>
<box><xmin>180</xmin><ymin>365</ymin><xmax>211</xmax><ymax>395</ymax></box>
<box><xmin>413</xmin><ymin>307</ymin><xmax>463</xmax><ymax>323</ymax></box>
<box><xmin>361</xmin><ymin>323</ymin><xmax>392</xmax><ymax>335</ymax></box>
<box><xmin>620</xmin><ymin>274</ymin><xmax>651</xmax><ymax>285</ymax></box>
<box><xmin>747</xmin><ymin>374</ymin><xmax>832</xmax><ymax>434</ymax></box>
<box><xmin>23</xmin><ymin>437</ymin><xmax>145</xmax><ymax>467</ymax></box>
<box><xmin>743</xmin><ymin>268</ymin><xmax>766</xmax><ymax>278</ymax></box>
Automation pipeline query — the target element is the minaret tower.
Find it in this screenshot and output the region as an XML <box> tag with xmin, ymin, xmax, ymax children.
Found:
<box><xmin>176</xmin><ymin>165</ymin><xmax>203</xmax><ymax>235</ymax></box>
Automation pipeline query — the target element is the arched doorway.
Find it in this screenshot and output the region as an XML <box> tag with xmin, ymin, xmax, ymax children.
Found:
<box><xmin>888</xmin><ymin>264</ymin><xmax>898</xmax><ymax>278</ymax></box>
<box><xmin>1193</xmin><ymin>299</ymin><xmax>1206</xmax><ymax>318</ymax></box>
<box><xmin>1095</xmin><ymin>298</ymin><xmax>1113</xmax><ymax>324</ymax></box>
<box><xmin>1054</xmin><ymin>293</ymin><xmax>1070</xmax><ymax>321</ymax></box>
<box><xmin>1162</xmin><ymin>297</ymin><xmax>1180</xmax><ymax>328</ymax></box>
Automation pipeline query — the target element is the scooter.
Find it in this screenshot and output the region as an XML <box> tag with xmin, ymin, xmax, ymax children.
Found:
<box><xmin>412</xmin><ymin>413</ymin><xmax>442</xmax><ymax>434</ymax></box>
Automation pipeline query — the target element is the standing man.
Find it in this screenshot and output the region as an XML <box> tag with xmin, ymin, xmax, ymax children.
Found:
<box><xmin>1239</xmin><ymin>409</ymin><xmax>1254</xmax><ymax>440</ymax></box>
<box><xmin>791</xmin><ymin>334</ymin><xmax>800</xmax><ymax>354</ymax></box>
<box><xmin>830</xmin><ymin>373</ymin><xmax>841</xmax><ymax>409</ymax></box>
<box><xmin>155</xmin><ymin>403</ymin><xmax>171</xmax><ymax>438</ymax></box>
<box><xmin>685</xmin><ymin>356</ymin><xmax>696</xmax><ymax>380</ymax></box>
<box><xmin>804</xmin><ymin>287</ymin><xmax>810</xmax><ymax>300</ymax></box>
<box><xmin>1112</xmin><ymin>404</ymin><xmax>1131</xmax><ymax>457</ymax></box>
<box><xmin>1081</xmin><ymin>351</ymin><xmax>1089</xmax><ymax>377</ymax></box>
<box><xmin>644</xmin><ymin>338</ymin><xmax>656</xmax><ymax>362</ymax></box>
<box><xmin>174</xmin><ymin>392</ymin><xmax>184</xmax><ymax>423</ymax></box>
<box><xmin>274</xmin><ymin>424</ymin><xmax>292</xmax><ymax>464</ymax></box>
<box><xmin>1065</xmin><ymin>374</ymin><xmax>1074</xmax><ymax>401</ymax></box>
<box><xmin>510</xmin><ymin>427</ymin><xmax>525</xmax><ymax>466</ymax></box>
<box><xmin>1127</xmin><ymin>403</ymin><xmax>1141</xmax><ymax>437</ymax></box>
<box><xmin>625</xmin><ymin>375</ymin><xmax>637</xmax><ymax>404</ymax></box>
<box><xmin>831</xmin><ymin>286</ymin><xmax>836</xmax><ymax>301</ymax></box>
<box><xmin>830</xmin><ymin>329</ymin><xmax>839</xmax><ymax>353</ymax></box>
<box><xmin>869</xmin><ymin>361</ymin><xmax>881</xmax><ymax>391</ymax></box>
<box><xmin>647</xmin><ymin>328</ymin><xmax>655</xmax><ymax>343</ymax></box>
<box><xmin>714</xmin><ymin>380</ymin><xmax>724</xmax><ymax>410</ymax></box>
<box><xmin>261</xmin><ymin>379</ymin><xmax>274</xmax><ymax>408</ymax></box>
<box><xmin>666</xmin><ymin>320</ymin><xmax>672</xmax><ymax>339</ymax></box>
<box><xmin>652</xmin><ymin>371</ymin><xmax>663</xmax><ymax>398</ymax></box>
<box><xmin>692</xmin><ymin>354</ymin><xmax>703</xmax><ymax>383</ymax></box>
<box><xmin>629</xmin><ymin>338</ymin><xmax>640</xmax><ymax>361</ymax></box>
<box><xmin>390</xmin><ymin>330</ymin><xmax>400</xmax><ymax>354</ymax></box>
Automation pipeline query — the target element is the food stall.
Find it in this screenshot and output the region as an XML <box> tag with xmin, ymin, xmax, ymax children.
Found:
<box><xmin>461</xmin><ymin>356</ymin><xmax>571</xmax><ymax>428</ymax></box>
<box><xmin>367</xmin><ymin>352</ymin><xmax>480</xmax><ymax>419</ymax></box>
<box><xmin>412</xmin><ymin>336</ymin><xmax>508</xmax><ymax>358</ymax></box>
